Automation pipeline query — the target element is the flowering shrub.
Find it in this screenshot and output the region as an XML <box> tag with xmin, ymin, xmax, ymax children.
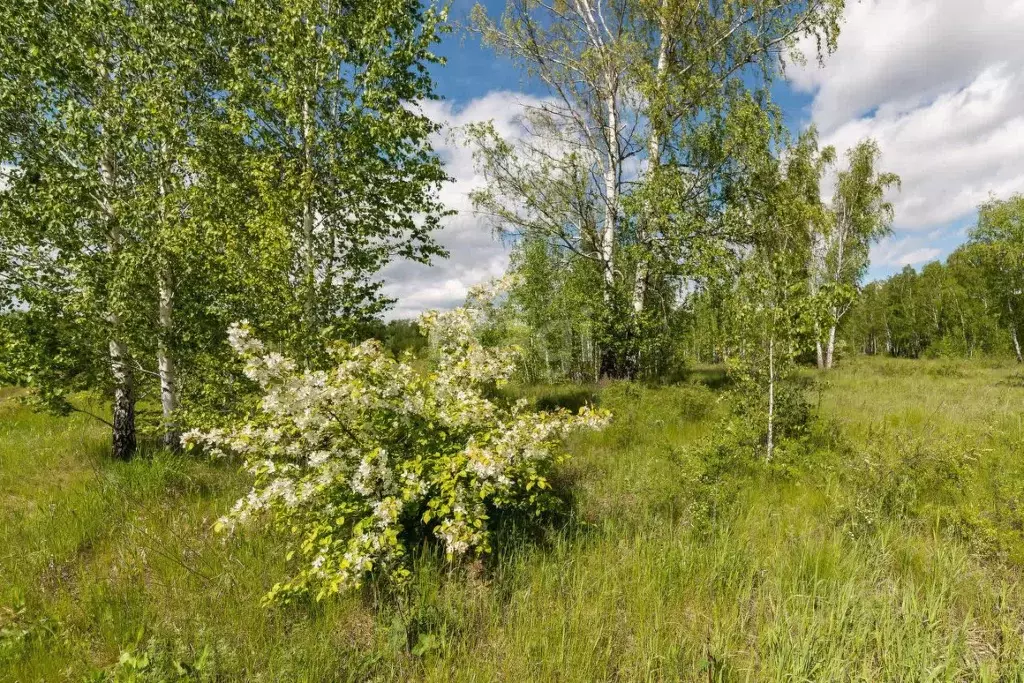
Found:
<box><xmin>183</xmin><ymin>307</ymin><xmax>609</xmax><ymax>602</ymax></box>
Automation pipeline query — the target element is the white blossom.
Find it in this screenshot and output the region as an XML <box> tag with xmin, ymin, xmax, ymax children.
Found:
<box><xmin>184</xmin><ymin>304</ymin><xmax>611</xmax><ymax>600</ymax></box>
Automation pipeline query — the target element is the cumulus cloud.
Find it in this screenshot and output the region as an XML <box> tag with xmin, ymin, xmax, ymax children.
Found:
<box><xmin>791</xmin><ymin>0</ymin><xmax>1024</xmax><ymax>132</ymax></box>
<box><xmin>823</xmin><ymin>66</ymin><xmax>1024</xmax><ymax>231</ymax></box>
<box><xmin>790</xmin><ymin>0</ymin><xmax>1024</xmax><ymax>275</ymax></box>
<box><xmin>872</xmin><ymin>236</ymin><xmax>943</xmax><ymax>268</ymax></box>
<box><xmin>379</xmin><ymin>91</ymin><xmax>541</xmax><ymax>319</ymax></box>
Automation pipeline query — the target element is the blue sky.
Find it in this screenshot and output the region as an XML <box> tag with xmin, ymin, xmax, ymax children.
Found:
<box><xmin>432</xmin><ymin>0</ymin><xmax>530</xmax><ymax>100</ymax></box>
<box><xmin>382</xmin><ymin>0</ymin><xmax>1024</xmax><ymax>317</ymax></box>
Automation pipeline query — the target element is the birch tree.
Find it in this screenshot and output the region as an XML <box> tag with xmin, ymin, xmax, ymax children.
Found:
<box><xmin>971</xmin><ymin>194</ymin><xmax>1024</xmax><ymax>363</ymax></box>
<box><xmin>223</xmin><ymin>0</ymin><xmax>450</xmax><ymax>363</ymax></box>
<box><xmin>131</xmin><ymin>1</ymin><xmax>234</xmax><ymax>449</ymax></box>
<box><xmin>0</xmin><ymin>0</ymin><xmax>256</xmax><ymax>454</ymax></box>
<box><xmin>467</xmin><ymin>0</ymin><xmax>842</xmax><ymax>377</ymax></box>
<box><xmin>730</xmin><ymin>131</ymin><xmax>820</xmax><ymax>460</ymax></box>
<box><xmin>0</xmin><ymin>0</ymin><xmax>175</xmax><ymax>458</ymax></box>
<box><xmin>811</xmin><ymin>139</ymin><xmax>900</xmax><ymax>369</ymax></box>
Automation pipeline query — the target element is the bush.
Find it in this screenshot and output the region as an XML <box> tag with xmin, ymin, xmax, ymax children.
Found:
<box><xmin>833</xmin><ymin>435</ymin><xmax>975</xmax><ymax>535</ymax></box>
<box><xmin>729</xmin><ymin>374</ymin><xmax>813</xmax><ymax>452</ymax></box>
<box><xmin>184</xmin><ymin>308</ymin><xmax>609</xmax><ymax>603</ymax></box>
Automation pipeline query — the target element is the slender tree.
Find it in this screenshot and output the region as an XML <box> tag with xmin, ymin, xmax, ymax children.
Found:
<box><xmin>0</xmin><ymin>1</ymin><xmax>175</xmax><ymax>458</ymax></box>
<box><xmin>0</xmin><ymin>0</ymin><xmax>252</xmax><ymax>454</ymax></box>
<box><xmin>811</xmin><ymin>139</ymin><xmax>900</xmax><ymax>369</ymax></box>
<box><xmin>730</xmin><ymin>131</ymin><xmax>821</xmax><ymax>460</ymax></box>
<box><xmin>971</xmin><ymin>194</ymin><xmax>1024</xmax><ymax>363</ymax></box>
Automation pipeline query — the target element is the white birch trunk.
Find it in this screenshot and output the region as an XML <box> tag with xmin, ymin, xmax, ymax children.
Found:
<box><xmin>825</xmin><ymin>321</ymin><xmax>837</xmax><ymax>369</ymax></box>
<box><xmin>767</xmin><ymin>332</ymin><xmax>775</xmax><ymax>462</ymax></box>
<box><xmin>109</xmin><ymin>335</ymin><xmax>136</xmax><ymax>461</ymax></box>
<box><xmin>632</xmin><ymin>1</ymin><xmax>669</xmax><ymax>315</ymax></box>
<box><xmin>301</xmin><ymin>97</ymin><xmax>317</xmax><ymax>338</ymax></box>
<box><xmin>156</xmin><ymin>167</ymin><xmax>180</xmax><ymax>450</ymax></box>
<box><xmin>808</xmin><ymin>224</ymin><xmax>827</xmax><ymax>369</ymax></box>
<box><xmin>1003</xmin><ymin>299</ymin><xmax>1019</xmax><ymax>362</ymax></box>
<box><xmin>602</xmin><ymin>91</ymin><xmax>617</xmax><ymax>295</ymax></box>
<box><xmin>157</xmin><ymin>267</ymin><xmax>179</xmax><ymax>449</ymax></box>
<box><xmin>100</xmin><ymin>154</ymin><xmax>136</xmax><ymax>460</ymax></box>
<box><xmin>821</xmin><ymin>204</ymin><xmax>849</xmax><ymax>370</ymax></box>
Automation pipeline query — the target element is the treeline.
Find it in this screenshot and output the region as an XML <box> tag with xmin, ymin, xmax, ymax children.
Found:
<box><xmin>845</xmin><ymin>199</ymin><xmax>1024</xmax><ymax>362</ymax></box>
<box><xmin>667</xmin><ymin>196</ymin><xmax>1024</xmax><ymax>367</ymax></box>
<box><xmin>673</xmin><ymin>195</ymin><xmax>1024</xmax><ymax>366</ymax></box>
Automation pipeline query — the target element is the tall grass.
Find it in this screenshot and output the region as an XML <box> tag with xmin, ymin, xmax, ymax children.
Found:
<box><xmin>2</xmin><ymin>358</ymin><xmax>1024</xmax><ymax>680</ymax></box>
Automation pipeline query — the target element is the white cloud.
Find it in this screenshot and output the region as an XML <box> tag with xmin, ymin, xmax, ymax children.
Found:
<box><xmin>896</xmin><ymin>247</ymin><xmax>942</xmax><ymax>267</ymax></box>
<box><xmin>822</xmin><ymin>65</ymin><xmax>1024</xmax><ymax>231</ymax></box>
<box><xmin>871</xmin><ymin>236</ymin><xmax>943</xmax><ymax>269</ymax></box>
<box><xmin>792</xmin><ymin>0</ymin><xmax>1024</xmax><ymax>132</ymax></box>
<box><xmin>380</xmin><ymin>91</ymin><xmax>542</xmax><ymax>319</ymax></box>
<box><xmin>792</xmin><ymin>0</ymin><xmax>1024</xmax><ymax>271</ymax></box>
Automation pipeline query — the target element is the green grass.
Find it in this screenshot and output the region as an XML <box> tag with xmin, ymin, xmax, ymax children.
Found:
<box><xmin>3</xmin><ymin>357</ymin><xmax>1024</xmax><ymax>680</ymax></box>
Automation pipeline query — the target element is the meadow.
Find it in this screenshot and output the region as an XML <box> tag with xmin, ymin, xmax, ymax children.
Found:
<box><xmin>3</xmin><ymin>358</ymin><xmax>1024</xmax><ymax>681</ymax></box>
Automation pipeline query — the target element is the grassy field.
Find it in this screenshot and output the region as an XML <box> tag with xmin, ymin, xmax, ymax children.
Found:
<box><xmin>3</xmin><ymin>358</ymin><xmax>1024</xmax><ymax>681</ymax></box>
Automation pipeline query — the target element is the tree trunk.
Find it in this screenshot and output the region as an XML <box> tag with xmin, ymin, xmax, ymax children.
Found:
<box><xmin>1012</xmin><ymin>323</ymin><xmax>1023</xmax><ymax>363</ymax></box>
<box><xmin>823</xmin><ymin>208</ymin><xmax>847</xmax><ymax>370</ymax></box>
<box><xmin>767</xmin><ymin>332</ymin><xmax>775</xmax><ymax>462</ymax></box>
<box><xmin>632</xmin><ymin>0</ymin><xmax>668</xmax><ymax>316</ymax></box>
<box><xmin>157</xmin><ymin>266</ymin><xmax>180</xmax><ymax>450</ymax></box>
<box><xmin>809</xmin><ymin>235</ymin><xmax>825</xmax><ymax>369</ymax></box>
<box><xmin>602</xmin><ymin>92</ymin><xmax>617</xmax><ymax>296</ymax></box>
<box><xmin>632</xmin><ymin>266</ymin><xmax>647</xmax><ymax>315</ymax></box>
<box><xmin>1009</xmin><ymin>300</ymin><xmax>1023</xmax><ymax>363</ymax></box>
<box><xmin>110</xmin><ymin>337</ymin><xmax>137</xmax><ymax>460</ymax></box>
<box><xmin>598</xmin><ymin>76</ymin><xmax>625</xmax><ymax>378</ymax></box>
<box><xmin>101</xmin><ymin>153</ymin><xmax>136</xmax><ymax>461</ymax></box>
<box><xmin>301</xmin><ymin>97</ymin><xmax>317</xmax><ymax>341</ymax></box>
<box><xmin>157</xmin><ymin>168</ymin><xmax>180</xmax><ymax>450</ymax></box>
<box><xmin>825</xmin><ymin>322</ymin><xmax>837</xmax><ymax>369</ymax></box>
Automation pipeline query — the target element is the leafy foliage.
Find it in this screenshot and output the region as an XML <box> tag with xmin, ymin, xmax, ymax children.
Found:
<box><xmin>844</xmin><ymin>241</ymin><xmax>1020</xmax><ymax>361</ymax></box>
<box><xmin>465</xmin><ymin>0</ymin><xmax>843</xmax><ymax>378</ymax></box>
<box><xmin>0</xmin><ymin>0</ymin><xmax>451</xmax><ymax>457</ymax></box>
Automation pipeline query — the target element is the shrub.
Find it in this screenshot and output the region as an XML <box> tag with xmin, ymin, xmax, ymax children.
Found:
<box><xmin>183</xmin><ymin>308</ymin><xmax>609</xmax><ymax>603</ymax></box>
<box><xmin>833</xmin><ymin>435</ymin><xmax>975</xmax><ymax>535</ymax></box>
<box><xmin>728</xmin><ymin>373</ymin><xmax>813</xmax><ymax>453</ymax></box>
